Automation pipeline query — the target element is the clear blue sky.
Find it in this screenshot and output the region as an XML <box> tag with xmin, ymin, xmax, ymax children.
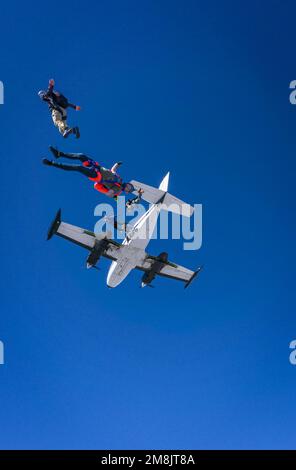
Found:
<box><xmin>0</xmin><ymin>0</ymin><xmax>296</xmax><ymax>450</ymax></box>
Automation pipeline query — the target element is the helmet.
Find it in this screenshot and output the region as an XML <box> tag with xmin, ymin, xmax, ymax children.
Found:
<box><xmin>122</xmin><ymin>183</ymin><xmax>134</xmax><ymax>193</ymax></box>
<box><xmin>38</xmin><ymin>90</ymin><xmax>46</xmax><ymax>99</ymax></box>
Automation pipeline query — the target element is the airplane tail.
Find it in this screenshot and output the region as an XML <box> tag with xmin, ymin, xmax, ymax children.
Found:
<box><xmin>129</xmin><ymin>172</ymin><xmax>194</xmax><ymax>217</ymax></box>
<box><xmin>159</xmin><ymin>172</ymin><xmax>170</xmax><ymax>191</ymax></box>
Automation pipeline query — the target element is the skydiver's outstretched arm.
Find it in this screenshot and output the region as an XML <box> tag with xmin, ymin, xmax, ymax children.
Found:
<box><xmin>68</xmin><ymin>102</ymin><xmax>80</xmax><ymax>110</ymax></box>
<box><xmin>47</xmin><ymin>79</ymin><xmax>81</xmax><ymax>110</ymax></box>
<box><xmin>46</xmin><ymin>79</ymin><xmax>55</xmax><ymax>97</ymax></box>
<box><xmin>111</xmin><ymin>162</ymin><xmax>123</xmax><ymax>174</ymax></box>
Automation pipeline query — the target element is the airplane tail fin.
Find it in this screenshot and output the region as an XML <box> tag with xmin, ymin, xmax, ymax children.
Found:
<box><xmin>129</xmin><ymin>173</ymin><xmax>194</xmax><ymax>217</ymax></box>
<box><xmin>159</xmin><ymin>172</ymin><xmax>170</xmax><ymax>191</ymax></box>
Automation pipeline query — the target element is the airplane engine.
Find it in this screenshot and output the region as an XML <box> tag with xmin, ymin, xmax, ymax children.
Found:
<box><xmin>86</xmin><ymin>239</ymin><xmax>109</xmax><ymax>269</ymax></box>
<box><xmin>141</xmin><ymin>252</ymin><xmax>169</xmax><ymax>287</ymax></box>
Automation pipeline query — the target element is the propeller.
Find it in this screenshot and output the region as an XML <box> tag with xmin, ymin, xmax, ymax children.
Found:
<box><xmin>141</xmin><ymin>282</ymin><xmax>155</xmax><ymax>288</ymax></box>
<box><xmin>86</xmin><ymin>264</ymin><xmax>100</xmax><ymax>271</ymax></box>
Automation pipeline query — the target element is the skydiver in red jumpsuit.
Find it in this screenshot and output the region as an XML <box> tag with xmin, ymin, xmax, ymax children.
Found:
<box><xmin>42</xmin><ymin>147</ymin><xmax>135</xmax><ymax>200</ymax></box>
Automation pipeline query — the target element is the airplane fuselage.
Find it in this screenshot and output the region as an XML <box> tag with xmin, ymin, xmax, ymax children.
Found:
<box><xmin>106</xmin><ymin>202</ymin><xmax>161</xmax><ymax>288</ymax></box>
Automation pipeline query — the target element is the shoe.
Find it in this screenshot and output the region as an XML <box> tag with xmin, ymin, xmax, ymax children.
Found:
<box><xmin>74</xmin><ymin>126</ymin><xmax>80</xmax><ymax>139</ymax></box>
<box><xmin>63</xmin><ymin>128</ymin><xmax>73</xmax><ymax>138</ymax></box>
<box><xmin>49</xmin><ymin>146</ymin><xmax>62</xmax><ymax>159</ymax></box>
<box><xmin>43</xmin><ymin>158</ymin><xmax>53</xmax><ymax>166</ymax></box>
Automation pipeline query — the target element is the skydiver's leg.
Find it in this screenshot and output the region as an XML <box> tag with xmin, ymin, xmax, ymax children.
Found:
<box><xmin>58</xmin><ymin>152</ymin><xmax>91</xmax><ymax>163</ymax></box>
<box><xmin>44</xmin><ymin>160</ymin><xmax>97</xmax><ymax>178</ymax></box>
<box><xmin>49</xmin><ymin>147</ymin><xmax>90</xmax><ymax>162</ymax></box>
<box><xmin>51</xmin><ymin>109</ymin><xmax>68</xmax><ymax>135</ymax></box>
<box><xmin>51</xmin><ymin>109</ymin><xmax>78</xmax><ymax>138</ymax></box>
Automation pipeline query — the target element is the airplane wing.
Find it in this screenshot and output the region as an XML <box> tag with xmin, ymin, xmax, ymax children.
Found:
<box><xmin>47</xmin><ymin>210</ymin><xmax>202</xmax><ymax>287</ymax></box>
<box><xmin>47</xmin><ymin>209</ymin><xmax>122</xmax><ymax>263</ymax></box>
<box><xmin>136</xmin><ymin>255</ymin><xmax>203</xmax><ymax>288</ymax></box>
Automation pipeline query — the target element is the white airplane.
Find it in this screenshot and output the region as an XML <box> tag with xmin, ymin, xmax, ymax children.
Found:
<box><xmin>47</xmin><ymin>172</ymin><xmax>202</xmax><ymax>288</ymax></box>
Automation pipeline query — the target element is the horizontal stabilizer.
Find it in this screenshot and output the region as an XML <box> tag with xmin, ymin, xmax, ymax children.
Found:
<box><xmin>130</xmin><ymin>180</ymin><xmax>166</xmax><ymax>204</ymax></box>
<box><xmin>184</xmin><ymin>266</ymin><xmax>203</xmax><ymax>289</ymax></box>
<box><xmin>47</xmin><ymin>209</ymin><xmax>62</xmax><ymax>240</ymax></box>
<box><xmin>162</xmin><ymin>193</ymin><xmax>194</xmax><ymax>217</ymax></box>
<box><xmin>129</xmin><ymin>180</ymin><xmax>194</xmax><ymax>217</ymax></box>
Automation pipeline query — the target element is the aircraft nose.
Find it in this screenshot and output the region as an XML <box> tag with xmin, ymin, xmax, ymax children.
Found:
<box><xmin>106</xmin><ymin>277</ymin><xmax>116</xmax><ymax>288</ymax></box>
<box><xmin>106</xmin><ymin>261</ymin><xmax>118</xmax><ymax>288</ymax></box>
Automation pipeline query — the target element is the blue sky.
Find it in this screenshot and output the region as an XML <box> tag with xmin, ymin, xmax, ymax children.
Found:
<box><xmin>0</xmin><ymin>0</ymin><xmax>296</xmax><ymax>449</ymax></box>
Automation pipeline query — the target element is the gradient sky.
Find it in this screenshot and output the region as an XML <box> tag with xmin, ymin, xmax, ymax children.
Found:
<box><xmin>0</xmin><ymin>0</ymin><xmax>296</xmax><ymax>450</ymax></box>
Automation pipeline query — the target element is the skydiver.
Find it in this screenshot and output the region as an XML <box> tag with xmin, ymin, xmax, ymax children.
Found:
<box><xmin>125</xmin><ymin>188</ymin><xmax>144</xmax><ymax>209</ymax></box>
<box><xmin>38</xmin><ymin>79</ymin><xmax>81</xmax><ymax>138</ymax></box>
<box><xmin>42</xmin><ymin>147</ymin><xmax>136</xmax><ymax>200</ymax></box>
